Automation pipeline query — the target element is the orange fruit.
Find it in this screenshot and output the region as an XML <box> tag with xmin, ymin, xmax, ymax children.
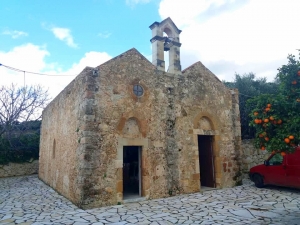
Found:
<box><xmin>259</xmin><ymin>133</ymin><xmax>264</xmax><ymax>138</ymax></box>
<box><xmin>259</xmin><ymin>119</ymin><xmax>263</xmax><ymax>124</ymax></box>
<box><xmin>267</xmin><ymin>104</ymin><xmax>271</xmax><ymax>108</ymax></box>
<box><xmin>254</xmin><ymin>112</ymin><xmax>259</xmax><ymax>116</ymax></box>
<box><xmin>289</xmin><ymin>135</ymin><xmax>294</xmax><ymax>140</ymax></box>
<box><xmin>265</xmin><ymin>107</ymin><xmax>270</xmax><ymax>112</ymax></box>
<box><xmin>269</xmin><ymin>116</ymin><xmax>274</xmax><ymax>121</ymax></box>
<box><xmin>264</xmin><ymin>118</ymin><xmax>269</xmax><ymax>123</ymax></box>
<box><xmin>284</xmin><ymin>138</ymin><xmax>290</xmax><ymax>144</ymax></box>
<box><xmin>261</xmin><ymin>146</ymin><xmax>265</xmax><ymax>150</ymax></box>
<box><xmin>254</xmin><ymin>119</ymin><xmax>260</xmax><ymax>124</ymax></box>
<box><xmin>292</xmin><ymin>80</ymin><xmax>297</xmax><ymax>85</ymax></box>
<box><xmin>265</xmin><ymin>137</ymin><xmax>269</xmax><ymax>141</ymax></box>
<box><xmin>277</xmin><ymin>119</ymin><xmax>282</xmax><ymax>124</ymax></box>
<box><xmin>281</xmin><ymin>152</ymin><xmax>286</xmax><ymax>156</ymax></box>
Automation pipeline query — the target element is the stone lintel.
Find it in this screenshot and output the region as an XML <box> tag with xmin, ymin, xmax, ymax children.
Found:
<box><xmin>193</xmin><ymin>129</ymin><xmax>219</xmax><ymax>135</ymax></box>
<box><xmin>117</xmin><ymin>137</ymin><xmax>149</xmax><ymax>160</ymax></box>
<box><xmin>150</xmin><ymin>35</ymin><xmax>165</xmax><ymax>43</ymax></box>
<box><xmin>153</xmin><ymin>141</ymin><xmax>164</xmax><ymax>148</ymax></box>
<box><xmin>115</xmin><ymin>160</ymin><xmax>123</xmax><ymax>168</ymax></box>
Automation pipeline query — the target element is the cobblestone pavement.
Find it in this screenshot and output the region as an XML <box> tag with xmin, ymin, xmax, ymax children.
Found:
<box><xmin>1</xmin><ymin>175</ymin><xmax>300</xmax><ymax>225</ymax></box>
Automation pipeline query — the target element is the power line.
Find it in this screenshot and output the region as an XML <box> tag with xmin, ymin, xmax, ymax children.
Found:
<box><xmin>0</xmin><ymin>63</ymin><xmax>77</xmax><ymax>76</ymax></box>
<box><xmin>0</xmin><ymin>62</ymin><xmax>257</xmax><ymax>98</ymax></box>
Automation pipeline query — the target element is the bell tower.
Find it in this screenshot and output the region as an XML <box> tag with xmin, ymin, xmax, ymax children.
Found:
<box><xmin>149</xmin><ymin>17</ymin><xmax>182</xmax><ymax>75</ymax></box>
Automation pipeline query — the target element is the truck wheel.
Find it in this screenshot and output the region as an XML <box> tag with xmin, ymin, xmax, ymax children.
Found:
<box><xmin>253</xmin><ymin>174</ymin><xmax>264</xmax><ymax>188</ymax></box>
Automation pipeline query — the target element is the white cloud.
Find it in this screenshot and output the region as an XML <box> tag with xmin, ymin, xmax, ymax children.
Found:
<box><xmin>160</xmin><ymin>0</ymin><xmax>222</xmax><ymax>27</ymax></box>
<box><xmin>66</xmin><ymin>51</ymin><xmax>112</xmax><ymax>75</ymax></box>
<box><xmin>2</xmin><ymin>30</ymin><xmax>28</xmax><ymax>39</ymax></box>
<box><xmin>159</xmin><ymin>0</ymin><xmax>300</xmax><ymax>81</ymax></box>
<box><xmin>98</xmin><ymin>31</ymin><xmax>112</xmax><ymax>38</ymax></box>
<box><xmin>0</xmin><ymin>44</ymin><xmax>112</xmax><ymax>99</ymax></box>
<box><xmin>51</xmin><ymin>27</ymin><xmax>78</xmax><ymax>48</ymax></box>
<box><xmin>126</xmin><ymin>0</ymin><xmax>151</xmax><ymax>7</ymax></box>
<box><xmin>0</xmin><ymin>43</ymin><xmax>49</xmax><ymax>74</ymax></box>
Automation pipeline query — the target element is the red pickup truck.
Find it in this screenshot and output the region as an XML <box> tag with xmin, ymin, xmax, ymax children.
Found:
<box><xmin>249</xmin><ymin>147</ymin><xmax>300</xmax><ymax>188</ymax></box>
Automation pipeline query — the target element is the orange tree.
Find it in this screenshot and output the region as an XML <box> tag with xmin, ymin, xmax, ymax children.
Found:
<box><xmin>247</xmin><ymin>53</ymin><xmax>300</xmax><ymax>154</ymax></box>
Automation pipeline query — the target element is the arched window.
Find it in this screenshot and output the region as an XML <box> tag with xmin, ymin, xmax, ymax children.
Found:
<box><xmin>52</xmin><ymin>139</ymin><xmax>56</xmax><ymax>159</ymax></box>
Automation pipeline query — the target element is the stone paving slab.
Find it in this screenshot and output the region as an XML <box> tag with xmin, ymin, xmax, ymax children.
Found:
<box><xmin>1</xmin><ymin>175</ymin><xmax>300</xmax><ymax>224</ymax></box>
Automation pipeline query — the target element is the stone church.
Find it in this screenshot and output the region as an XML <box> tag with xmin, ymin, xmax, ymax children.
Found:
<box><xmin>39</xmin><ymin>18</ymin><xmax>242</xmax><ymax>209</ymax></box>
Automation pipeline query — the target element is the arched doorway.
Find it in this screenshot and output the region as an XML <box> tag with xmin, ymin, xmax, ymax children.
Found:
<box><xmin>194</xmin><ymin>115</ymin><xmax>218</xmax><ymax>188</ymax></box>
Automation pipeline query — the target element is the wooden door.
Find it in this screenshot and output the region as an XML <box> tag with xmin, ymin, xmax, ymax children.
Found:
<box><xmin>123</xmin><ymin>146</ymin><xmax>140</xmax><ymax>197</ymax></box>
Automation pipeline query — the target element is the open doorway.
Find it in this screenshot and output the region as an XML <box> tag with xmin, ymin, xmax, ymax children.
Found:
<box><xmin>123</xmin><ymin>146</ymin><xmax>141</xmax><ymax>199</ymax></box>
<box><xmin>198</xmin><ymin>135</ymin><xmax>215</xmax><ymax>188</ymax></box>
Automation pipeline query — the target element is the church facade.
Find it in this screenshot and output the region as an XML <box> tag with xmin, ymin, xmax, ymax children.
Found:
<box><xmin>39</xmin><ymin>18</ymin><xmax>242</xmax><ymax>209</ymax></box>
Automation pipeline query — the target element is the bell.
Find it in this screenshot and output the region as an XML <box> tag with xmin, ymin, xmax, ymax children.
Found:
<box><xmin>164</xmin><ymin>38</ymin><xmax>172</xmax><ymax>51</ymax></box>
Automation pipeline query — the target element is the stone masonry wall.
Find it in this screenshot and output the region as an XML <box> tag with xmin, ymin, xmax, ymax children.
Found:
<box><xmin>179</xmin><ymin>62</ymin><xmax>242</xmax><ymax>190</ymax></box>
<box><xmin>0</xmin><ymin>160</ymin><xmax>38</xmax><ymax>178</ymax></box>
<box><xmin>40</xmin><ymin>48</ymin><xmax>242</xmax><ymax>209</ymax></box>
<box><xmin>39</xmin><ymin>69</ymin><xmax>91</xmax><ymax>206</ymax></box>
<box><xmin>241</xmin><ymin>139</ymin><xmax>269</xmax><ymax>178</ymax></box>
<box><xmin>231</xmin><ymin>89</ymin><xmax>243</xmax><ymax>184</ymax></box>
<box><xmin>81</xmin><ymin>49</ymin><xmax>172</xmax><ymax>208</ymax></box>
<box><xmin>76</xmin><ymin>49</ymin><xmax>242</xmax><ymax>208</ymax></box>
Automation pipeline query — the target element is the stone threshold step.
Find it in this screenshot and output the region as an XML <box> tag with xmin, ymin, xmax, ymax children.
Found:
<box><xmin>200</xmin><ymin>186</ymin><xmax>219</xmax><ymax>193</ymax></box>
<box><xmin>123</xmin><ymin>197</ymin><xmax>146</xmax><ymax>204</ymax></box>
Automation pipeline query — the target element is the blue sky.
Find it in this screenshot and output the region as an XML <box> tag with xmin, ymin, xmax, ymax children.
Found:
<box><xmin>1</xmin><ymin>0</ymin><xmax>160</xmax><ymax>70</ymax></box>
<box><xmin>1</xmin><ymin>0</ymin><xmax>300</xmax><ymax>98</ymax></box>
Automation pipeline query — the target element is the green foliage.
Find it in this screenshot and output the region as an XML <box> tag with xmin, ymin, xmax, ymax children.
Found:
<box><xmin>248</xmin><ymin>53</ymin><xmax>300</xmax><ymax>153</ymax></box>
<box><xmin>0</xmin><ymin>121</ymin><xmax>41</xmax><ymax>165</ymax></box>
<box><xmin>224</xmin><ymin>73</ymin><xmax>278</xmax><ymax>139</ymax></box>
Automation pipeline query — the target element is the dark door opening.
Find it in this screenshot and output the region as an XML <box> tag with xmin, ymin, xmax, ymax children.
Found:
<box><xmin>198</xmin><ymin>135</ymin><xmax>215</xmax><ymax>188</ymax></box>
<box><xmin>123</xmin><ymin>146</ymin><xmax>141</xmax><ymax>199</ymax></box>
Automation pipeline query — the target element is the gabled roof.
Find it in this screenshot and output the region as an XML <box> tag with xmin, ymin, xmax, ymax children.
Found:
<box><xmin>98</xmin><ymin>48</ymin><xmax>155</xmax><ymax>69</ymax></box>
<box><xmin>182</xmin><ymin>61</ymin><xmax>222</xmax><ymax>83</ymax></box>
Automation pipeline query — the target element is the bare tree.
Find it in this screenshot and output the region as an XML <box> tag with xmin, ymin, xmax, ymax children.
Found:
<box><xmin>0</xmin><ymin>84</ymin><xmax>49</xmax><ymax>155</ymax></box>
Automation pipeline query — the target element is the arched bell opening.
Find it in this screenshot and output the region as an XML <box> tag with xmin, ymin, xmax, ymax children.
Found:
<box><xmin>163</xmin><ymin>28</ymin><xmax>174</xmax><ymax>52</ymax></box>
<box><xmin>163</xmin><ymin>31</ymin><xmax>170</xmax><ymax>71</ymax></box>
<box><xmin>149</xmin><ymin>17</ymin><xmax>182</xmax><ymax>74</ymax></box>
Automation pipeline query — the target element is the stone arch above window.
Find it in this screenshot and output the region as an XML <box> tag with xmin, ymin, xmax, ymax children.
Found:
<box><xmin>193</xmin><ymin>112</ymin><xmax>219</xmax><ymax>131</ymax></box>
<box><xmin>198</xmin><ymin>116</ymin><xmax>213</xmax><ymax>130</ymax></box>
<box><xmin>117</xmin><ymin>113</ymin><xmax>147</xmax><ymax>137</ymax></box>
<box><xmin>122</xmin><ymin>117</ymin><xmax>141</xmax><ymax>138</ymax></box>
